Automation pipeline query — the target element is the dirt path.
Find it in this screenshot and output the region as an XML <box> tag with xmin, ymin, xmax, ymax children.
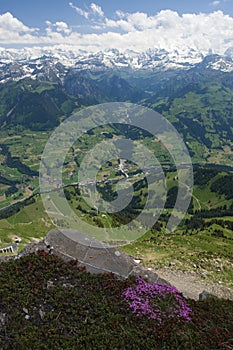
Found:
<box><xmin>156</xmin><ymin>268</ymin><xmax>233</xmax><ymax>300</ymax></box>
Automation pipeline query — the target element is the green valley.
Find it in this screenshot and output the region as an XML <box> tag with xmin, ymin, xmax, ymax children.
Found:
<box><xmin>0</xmin><ymin>61</ymin><xmax>233</xmax><ymax>290</ymax></box>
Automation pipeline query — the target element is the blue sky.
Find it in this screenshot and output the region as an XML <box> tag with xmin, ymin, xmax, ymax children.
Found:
<box><xmin>0</xmin><ymin>1</ymin><xmax>232</xmax><ymax>53</ymax></box>
<box><xmin>0</xmin><ymin>0</ymin><xmax>232</xmax><ymax>29</ymax></box>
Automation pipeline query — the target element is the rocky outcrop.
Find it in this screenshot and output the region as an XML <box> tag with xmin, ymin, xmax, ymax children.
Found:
<box><xmin>44</xmin><ymin>229</ymin><xmax>169</xmax><ymax>284</ymax></box>
<box><xmin>2</xmin><ymin>229</ymin><xmax>168</xmax><ymax>286</ymax></box>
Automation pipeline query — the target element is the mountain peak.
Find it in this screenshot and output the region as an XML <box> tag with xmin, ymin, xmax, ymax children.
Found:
<box><xmin>0</xmin><ymin>47</ymin><xmax>233</xmax><ymax>84</ymax></box>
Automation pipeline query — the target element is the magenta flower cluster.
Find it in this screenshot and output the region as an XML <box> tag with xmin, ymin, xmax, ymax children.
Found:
<box><xmin>123</xmin><ymin>277</ymin><xmax>192</xmax><ymax>324</ymax></box>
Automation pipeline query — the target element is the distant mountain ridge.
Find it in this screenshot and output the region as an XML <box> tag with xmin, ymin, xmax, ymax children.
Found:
<box><xmin>1</xmin><ymin>47</ymin><xmax>233</xmax><ymax>84</ymax></box>
<box><xmin>0</xmin><ymin>46</ymin><xmax>233</xmax><ymax>165</ymax></box>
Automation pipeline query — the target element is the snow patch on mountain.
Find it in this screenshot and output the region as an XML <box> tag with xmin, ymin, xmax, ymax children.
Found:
<box><xmin>0</xmin><ymin>46</ymin><xmax>233</xmax><ymax>84</ymax></box>
<box><xmin>208</xmin><ymin>57</ymin><xmax>233</xmax><ymax>72</ymax></box>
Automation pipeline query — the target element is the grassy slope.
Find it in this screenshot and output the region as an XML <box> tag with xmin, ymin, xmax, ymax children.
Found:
<box><xmin>0</xmin><ymin>196</ymin><xmax>54</xmax><ymax>248</ymax></box>
<box><xmin>0</xmin><ymin>168</ymin><xmax>232</xmax><ymax>287</ymax></box>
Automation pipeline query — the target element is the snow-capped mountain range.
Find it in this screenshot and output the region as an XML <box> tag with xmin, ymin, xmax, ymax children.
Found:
<box><xmin>0</xmin><ymin>46</ymin><xmax>233</xmax><ymax>84</ymax></box>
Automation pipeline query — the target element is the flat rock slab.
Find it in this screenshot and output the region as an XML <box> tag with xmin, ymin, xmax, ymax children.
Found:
<box><xmin>45</xmin><ymin>229</ymin><xmax>168</xmax><ymax>285</ymax></box>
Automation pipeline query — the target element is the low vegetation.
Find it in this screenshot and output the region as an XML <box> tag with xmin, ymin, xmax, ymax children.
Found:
<box><xmin>0</xmin><ymin>252</ymin><xmax>232</xmax><ymax>349</ymax></box>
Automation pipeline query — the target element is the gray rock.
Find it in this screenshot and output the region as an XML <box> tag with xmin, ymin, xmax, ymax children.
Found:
<box><xmin>0</xmin><ymin>313</ymin><xmax>6</xmax><ymax>328</ymax></box>
<box><xmin>199</xmin><ymin>290</ymin><xmax>213</xmax><ymax>301</ymax></box>
<box><xmin>39</xmin><ymin>309</ymin><xmax>45</xmax><ymax>320</ymax></box>
<box><xmin>45</xmin><ymin>229</ymin><xmax>171</xmax><ymax>285</ymax></box>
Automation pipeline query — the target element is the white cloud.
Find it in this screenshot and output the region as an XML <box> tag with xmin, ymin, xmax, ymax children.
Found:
<box><xmin>55</xmin><ymin>22</ymin><xmax>71</xmax><ymax>34</ymax></box>
<box><xmin>210</xmin><ymin>0</ymin><xmax>230</xmax><ymax>6</ymax></box>
<box><xmin>69</xmin><ymin>2</ymin><xmax>89</xmax><ymax>19</ymax></box>
<box><xmin>0</xmin><ymin>12</ymin><xmax>37</xmax><ymax>33</ymax></box>
<box><xmin>211</xmin><ymin>1</ymin><xmax>220</xmax><ymax>6</ymax></box>
<box><xmin>46</xmin><ymin>21</ymin><xmax>71</xmax><ymax>35</ymax></box>
<box><xmin>90</xmin><ymin>3</ymin><xmax>104</xmax><ymax>17</ymax></box>
<box><xmin>105</xmin><ymin>18</ymin><xmax>135</xmax><ymax>32</ymax></box>
<box><xmin>0</xmin><ymin>9</ymin><xmax>233</xmax><ymax>56</ymax></box>
<box><xmin>115</xmin><ymin>10</ymin><xmax>125</xmax><ymax>19</ymax></box>
<box><xmin>69</xmin><ymin>2</ymin><xmax>104</xmax><ymax>19</ymax></box>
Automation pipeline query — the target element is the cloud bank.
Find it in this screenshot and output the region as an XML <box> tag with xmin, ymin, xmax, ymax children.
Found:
<box><xmin>0</xmin><ymin>6</ymin><xmax>233</xmax><ymax>55</ymax></box>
